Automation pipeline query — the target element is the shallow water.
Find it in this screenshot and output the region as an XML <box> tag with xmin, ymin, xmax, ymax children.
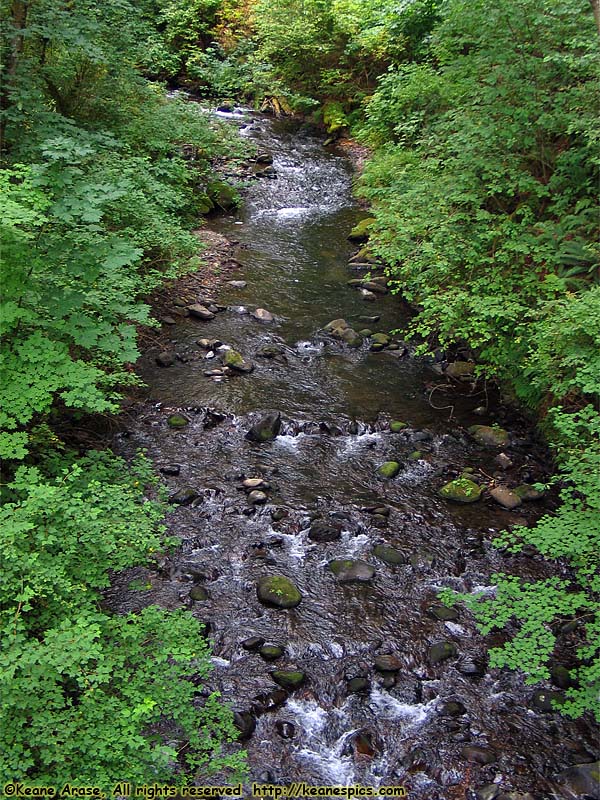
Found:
<box><xmin>111</xmin><ymin>110</ymin><xmax>598</xmax><ymax>798</ymax></box>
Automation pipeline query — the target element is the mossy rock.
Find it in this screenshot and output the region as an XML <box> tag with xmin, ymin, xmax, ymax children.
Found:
<box><xmin>348</xmin><ymin>217</ymin><xmax>376</xmax><ymax>243</ymax></box>
<box><xmin>167</xmin><ymin>414</ymin><xmax>189</xmax><ymax>429</ymax></box>
<box><xmin>371</xmin><ymin>333</ymin><xmax>391</xmax><ymax>346</ymax></box>
<box><xmin>189</xmin><ymin>585</ymin><xmax>209</xmax><ymax>602</ymax></box>
<box><xmin>358</xmin><ymin>328</ymin><xmax>373</xmax><ymax>337</ymax></box>
<box><xmin>340</xmin><ymin>328</ymin><xmax>363</xmax><ymax>348</ymax></box>
<box><xmin>408</xmin><ymin>450</ymin><xmax>422</xmax><ymax>460</ymax></box>
<box><xmin>377</xmin><ymin>461</ymin><xmax>401</xmax><ymax>479</ymax></box>
<box><xmin>207</xmin><ymin>179</ymin><xmax>240</xmax><ymax>211</ymax></box>
<box><xmin>514</xmin><ymin>483</ymin><xmax>545</xmax><ymax>501</ymax></box>
<box><xmin>196</xmin><ymin>193</ymin><xmax>215</xmax><ymax>215</ymax></box>
<box><xmin>373</xmin><ymin>544</ymin><xmax>406</xmax><ymax>566</ymax></box>
<box><xmin>389</xmin><ymin>420</ymin><xmax>407</xmax><ymax>433</ymax></box>
<box><xmin>439</xmin><ymin>477</ymin><xmax>482</xmax><ymax>503</ymax></box>
<box><xmin>259</xmin><ymin>644</ymin><xmax>284</xmax><ymax>661</ymax></box>
<box><xmin>270</xmin><ymin>670</ymin><xmax>305</xmax><ymax>690</ymax></box>
<box><xmin>468</xmin><ymin>424</ymin><xmax>509</xmax><ymax>447</ymax></box>
<box><xmin>328</xmin><ymin>559</ymin><xmax>375</xmax><ymax>583</ymax></box>
<box><xmin>428</xmin><ymin>641</ymin><xmax>458</xmax><ymax>664</ymax></box>
<box><xmin>222</xmin><ymin>349</ymin><xmax>253</xmax><ymax>372</ymax></box>
<box><xmin>256</xmin><ymin>575</ymin><xmax>302</xmax><ymax>609</ymax></box>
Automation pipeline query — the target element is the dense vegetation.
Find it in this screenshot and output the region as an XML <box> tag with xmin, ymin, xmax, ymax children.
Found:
<box><xmin>2</xmin><ymin>0</ymin><xmax>599</xmax><ymax>781</ymax></box>
<box><xmin>1</xmin><ymin>0</ymin><xmax>246</xmax><ymax>786</ymax></box>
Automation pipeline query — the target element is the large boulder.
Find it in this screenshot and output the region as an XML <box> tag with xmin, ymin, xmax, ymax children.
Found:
<box><xmin>246</xmin><ymin>412</ymin><xmax>282</xmax><ymax>442</ymax></box>
<box><xmin>257</xmin><ymin>575</ymin><xmax>302</xmax><ymax>609</ymax></box>
<box><xmin>439</xmin><ymin>478</ymin><xmax>482</xmax><ymax>503</ymax></box>
<box><xmin>207</xmin><ymin>179</ymin><xmax>240</xmax><ymax>211</ymax></box>
<box><xmin>468</xmin><ymin>424</ymin><xmax>509</xmax><ymax>447</ymax></box>
<box><xmin>552</xmin><ymin>761</ymin><xmax>600</xmax><ymax>798</ymax></box>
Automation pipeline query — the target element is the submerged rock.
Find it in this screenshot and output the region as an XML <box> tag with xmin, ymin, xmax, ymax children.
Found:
<box><xmin>257</xmin><ymin>574</ymin><xmax>302</xmax><ymax>608</ymax></box>
<box><xmin>329</xmin><ymin>559</ymin><xmax>375</xmax><ymax>583</ymax></box>
<box><xmin>469</xmin><ymin>424</ymin><xmax>509</xmax><ymax>447</ymax></box>
<box><xmin>439</xmin><ymin>478</ymin><xmax>482</xmax><ymax>503</ymax></box>
<box><xmin>156</xmin><ymin>351</ymin><xmax>176</xmax><ymax>367</ymax></box>
<box><xmin>246</xmin><ymin>412</ymin><xmax>282</xmax><ymax>442</ymax></box>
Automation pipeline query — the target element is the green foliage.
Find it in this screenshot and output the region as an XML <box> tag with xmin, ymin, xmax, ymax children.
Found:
<box><xmin>1</xmin><ymin>452</ymin><xmax>246</xmax><ymax>786</ymax></box>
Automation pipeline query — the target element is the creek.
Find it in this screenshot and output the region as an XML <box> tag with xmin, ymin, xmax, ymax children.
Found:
<box><xmin>109</xmin><ymin>110</ymin><xmax>597</xmax><ymax>799</ymax></box>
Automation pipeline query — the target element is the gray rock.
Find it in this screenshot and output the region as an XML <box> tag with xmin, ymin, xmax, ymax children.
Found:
<box><xmin>490</xmin><ymin>485</ymin><xmax>522</xmax><ymax>510</ymax></box>
<box><xmin>169</xmin><ymin>487</ymin><xmax>200</xmax><ymax>506</ymax></box>
<box><xmin>246</xmin><ymin>412</ymin><xmax>282</xmax><ymax>442</ymax></box>
<box><xmin>360</xmin><ymin>289</ymin><xmax>377</xmax><ymax>301</ymax></box>
<box><xmin>428</xmin><ymin>604</ymin><xmax>459</xmax><ymax>621</ymax></box>
<box><xmin>187</xmin><ymin>304</ymin><xmax>215</xmax><ymax>321</ymax></box>
<box><xmin>227</xmin><ymin>280</ymin><xmax>247</xmax><ymax>289</ymax></box>
<box><xmin>553</xmin><ymin>761</ymin><xmax>600</xmax><ymax>799</ymax></box>
<box><xmin>253</xmin><ymin>308</ymin><xmax>275</xmax><ymax>322</ymax></box>
<box><xmin>469</xmin><ymin>424</ymin><xmax>509</xmax><ymax>447</ymax></box>
<box><xmin>329</xmin><ymin>559</ymin><xmax>375</xmax><ymax>583</ymax></box>
<box><xmin>514</xmin><ymin>483</ymin><xmax>545</xmax><ymax>501</ymax></box>
<box><xmin>428</xmin><ymin>641</ymin><xmax>458</xmax><ymax>664</ymax></box>
<box><xmin>248</xmin><ymin>490</ymin><xmax>268</xmax><ymax>504</ymax></box>
<box><xmin>361</xmin><ymin>281</ymin><xmax>388</xmax><ymax>295</ymax></box>
<box><xmin>347</xmin><ymin>677</ymin><xmax>370</xmax><ymax>693</ymax></box>
<box><xmin>233</xmin><ymin>711</ymin><xmax>256</xmax><ymax>741</ymax></box>
<box><xmin>243</xmin><ymin>477</ymin><xmax>270</xmax><ymax>491</ymax></box>
<box><xmin>373</xmin><ymin>545</ymin><xmax>406</xmax><ymax>566</ymax></box>
<box><xmin>476</xmin><ymin>785</ymin><xmax>501</xmax><ymax>800</ymax></box>
<box><xmin>308</xmin><ymin>520</ymin><xmax>342</xmax><ymax>542</ymax></box>
<box><xmin>160</xmin><ymin>316</ymin><xmax>176</xmax><ymax>325</ymax></box>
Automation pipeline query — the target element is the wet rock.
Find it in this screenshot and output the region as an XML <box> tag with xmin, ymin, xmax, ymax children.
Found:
<box><xmin>358</xmin><ymin>328</ymin><xmax>373</xmax><ymax>337</ymax></box>
<box><xmin>514</xmin><ymin>483</ymin><xmax>545</xmax><ymax>501</ymax></box>
<box><xmin>439</xmin><ymin>700</ymin><xmax>466</xmax><ymax>716</ymax></box>
<box><xmin>445</xmin><ymin>361</ymin><xmax>476</xmax><ymax>380</ymax></box>
<box><xmin>348</xmin><ymin>217</ymin><xmax>376</xmax><ymax>243</ymax></box>
<box><xmin>207</xmin><ymin>178</ymin><xmax>239</xmax><ymax>210</ymax></box>
<box><xmin>227</xmin><ymin>280</ymin><xmax>247</xmax><ymax>289</ymax></box>
<box><xmin>329</xmin><ymin>559</ymin><xmax>375</xmax><ymax>584</ymax></box>
<box><xmin>495</xmin><ymin>452</ymin><xmax>513</xmax><ymax>470</ymax></box>
<box><xmin>359</xmin><ymin>315</ymin><xmax>381</xmax><ymax>324</ymax></box>
<box><xmin>168</xmin><ymin>487</ymin><xmax>199</xmax><ymax>506</ymax></box>
<box><xmin>271</xmin><ymin>508</ymin><xmax>288</xmax><ymax>522</ymax></box>
<box><xmin>461</xmin><ymin>745</ymin><xmax>497</xmax><ymax>765</ymax></box>
<box><xmin>408</xmin><ymin>450</ymin><xmax>422</xmax><ymax>460</ymax></box>
<box><xmin>352</xmin><ymin>730</ymin><xmax>381</xmax><ymax>758</ymax></box>
<box><xmin>257</xmin><ymin>344</ymin><xmax>285</xmax><ymax>358</ymax></box>
<box><xmin>324</xmin><ymin>318</ymin><xmax>349</xmax><ymax>333</ymax></box>
<box><xmin>530</xmin><ymin>688</ymin><xmax>564</xmax><ymax>712</ymax></box>
<box><xmin>362</xmin><ymin>281</ymin><xmax>388</xmax><ymax>295</ymax></box>
<box><xmin>189</xmin><ymin>585</ymin><xmax>208</xmax><ymax>602</ymax></box>
<box><xmin>551</xmin><ymin>663</ymin><xmax>574</xmax><ymax>689</ymax></box>
<box><xmin>187</xmin><ymin>304</ymin><xmax>216</xmax><ymax>321</ymax></box>
<box><xmin>340</xmin><ymin>327</ymin><xmax>363</xmax><ymax>348</ymax></box>
<box><xmin>552</xmin><ymin>761</ymin><xmax>600</xmax><ymax>799</ymax></box>
<box><xmin>373</xmin><ymin>544</ymin><xmax>406</xmax><ymax>566</ymax></box>
<box><xmin>253</xmin><ymin>307</ymin><xmax>275</xmax><ymax>323</ymax></box>
<box><xmin>248</xmin><ymin>490</ymin><xmax>268</xmax><ymax>504</ymax></box>
<box><xmin>233</xmin><ymin>711</ymin><xmax>256</xmax><ymax>741</ymax></box>
<box><xmin>156</xmin><ymin>351</ymin><xmax>176</xmax><ymax>367</ymax></box>
<box><xmin>308</xmin><ymin>519</ymin><xmax>342</xmax><ymax>542</ymax></box>
<box><xmin>223</xmin><ymin>349</ymin><xmax>254</xmax><ymax>372</ymax></box>
<box><xmin>389</xmin><ymin>420</ymin><xmax>407</xmax><ymax>432</ymax></box>
<box><xmin>257</xmin><ymin>575</ymin><xmax>302</xmax><ymax>609</ymax></box>
<box><xmin>160</xmin><ymin>315</ymin><xmax>176</xmax><ymax>325</ymax></box>
<box><xmin>255</xmin><ymin>152</ymin><xmax>274</xmax><ymax>164</ymax></box>
<box><xmin>197</xmin><ymin>338</ymin><xmax>222</xmax><ymax>349</ymax></box>
<box><xmin>271</xmin><ymin>670</ymin><xmax>305</xmax><ymax>690</ymax></box>
<box><xmin>252</xmin><ymin>688</ymin><xmax>288</xmax><ymax>713</ymax></box>
<box><xmin>428</xmin><ymin>604</ymin><xmax>459</xmax><ymax>621</ymax></box>
<box><xmin>360</xmin><ymin>289</ymin><xmax>377</xmax><ymax>301</ymax></box>
<box><xmin>469</xmin><ymin>424</ymin><xmax>509</xmax><ymax>447</ymax></box>
<box><xmin>275</xmin><ymin>720</ymin><xmax>296</xmax><ymax>740</ymax></box>
<box><xmin>241</xmin><ymin>636</ymin><xmax>265</xmax><ymax>652</ymax></box>
<box><xmin>476</xmin><ymin>784</ymin><xmax>501</xmax><ymax>800</ymax></box>
<box><xmin>347</xmin><ymin>677</ymin><xmax>370</xmax><ymax>693</ymax></box>
<box><xmin>490</xmin><ymin>485</ymin><xmax>522</xmax><ymax>510</ymax></box>
<box><xmin>243</xmin><ymin>477</ymin><xmax>271</xmax><ymax>491</ymax></box>
<box><xmin>167</xmin><ymin>414</ymin><xmax>189</xmax><ymax>429</ymax></box>
<box><xmin>259</xmin><ymin>644</ymin><xmax>284</xmax><ymax>661</ymax></box>
<box><xmin>257</xmin><ymin>165</ymin><xmax>277</xmax><ymax>178</ymax></box>
<box><xmin>374</xmin><ymin>654</ymin><xmax>402</xmax><ymax>673</ymax></box>
<box><xmin>428</xmin><ymin>641</ymin><xmax>458</xmax><ymax>664</ymax></box>
<box><xmin>160</xmin><ymin>464</ymin><xmax>181</xmax><ymax>476</ymax></box>
<box><xmin>246</xmin><ymin>412</ymin><xmax>282</xmax><ymax>442</ymax></box>
<box><xmin>377</xmin><ymin>461</ymin><xmax>401</xmax><ymax>479</ymax></box>
<box><xmin>457</xmin><ymin>658</ymin><xmax>487</xmax><ymax>678</ymax></box>
<box><xmin>439</xmin><ymin>478</ymin><xmax>482</xmax><ymax>503</ymax></box>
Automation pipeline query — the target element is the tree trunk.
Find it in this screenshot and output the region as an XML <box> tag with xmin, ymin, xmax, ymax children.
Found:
<box><xmin>590</xmin><ymin>0</ymin><xmax>600</xmax><ymax>37</ymax></box>
<box><xmin>1</xmin><ymin>1</ymin><xmax>29</xmax><ymax>151</ymax></box>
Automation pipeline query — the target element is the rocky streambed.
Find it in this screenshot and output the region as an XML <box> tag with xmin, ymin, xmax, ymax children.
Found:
<box><xmin>108</xmin><ymin>110</ymin><xmax>598</xmax><ymax>799</ymax></box>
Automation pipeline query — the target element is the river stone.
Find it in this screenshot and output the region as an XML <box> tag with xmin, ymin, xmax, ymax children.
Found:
<box><xmin>207</xmin><ymin>178</ymin><xmax>239</xmax><ymax>211</ymax></box>
<box><xmin>241</xmin><ymin>636</ymin><xmax>265</xmax><ymax>651</ymax></box>
<box><xmin>187</xmin><ymin>303</ymin><xmax>215</xmax><ymax>321</ymax></box>
<box><xmin>530</xmin><ymin>688</ymin><xmax>564</xmax><ymax>712</ymax></box>
<box><xmin>409</xmin><ymin>450</ymin><xmax>422</xmax><ymax>460</ymax></box>
<box><xmin>374</xmin><ymin>654</ymin><xmax>402</xmax><ymax>673</ymax></box>
<box><xmin>514</xmin><ymin>483</ymin><xmax>545</xmax><ymax>501</ymax></box>
<box><xmin>156</xmin><ymin>351</ymin><xmax>176</xmax><ymax>367</ymax></box>
<box><xmin>476</xmin><ymin>786</ymin><xmax>501</xmax><ymax>800</ymax></box>
<box><xmin>169</xmin><ymin>487</ymin><xmax>199</xmax><ymax>506</ymax></box>
<box><xmin>160</xmin><ymin>464</ymin><xmax>181</xmax><ymax>476</ymax></box>
<box><xmin>189</xmin><ymin>585</ymin><xmax>208</xmax><ymax>602</ymax></box>
<box><xmin>370</xmin><ymin>342</ymin><xmax>386</xmax><ymax>352</ymax></box>
<box><xmin>550</xmin><ymin>663</ymin><xmax>574</xmax><ymax>689</ymax></box>
<box><xmin>469</xmin><ymin>424</ymin><xmax>509</xmax><ymax>447</ymax></box>
<box><xmin>257</xmin><ymin>165</ymin><xmax>277</xmax><ymax>178</ymax></box>
<box><xmin>257</xmin><ymin>344</ymin><xmax>285</xmax><ymax>358</ymax></box>
<box><xmin>271</xmin><ymin>670</ymin><xmax>305</xmax><ymax>690</ymax></box>
<box><xmin>340</xmin><ymin>327</ymin><xmax>363</xmax><ymax>347</ymax></box>
<box><xmin>255</xmin><ymin>152</ymin><xmax>274</xmax><ymax>164</ymax></box>
<box><xmin>457</xmin><ymin>658</ymin><xmax>487</xmax><ymax>678</ymax></box>
<box><xmin>253</xmin><ymin>307</ymin><xmax>275</xmax><ymax>322</ymax></box>
<box><xmin>377</xmin><ymin>461</ymin><xmax>401</xmax><ymax>479</ymax></box>
<box><xmin>160</xmin><ymin>315</ymin><xmax>176</xmax><ymax>325</ymax></box>
<box><xmin>347</xmin><ymin>278</ymin><xmax>364</xmax><ymax>287</ymax></box>
<box><xmin>348</xmin><ymin>217</ymin><xmax>376</xmax><ymax>243</ymax></box>
<box><xmin>246</xmin><ymin>412</ymin><xmax>282</xmax><ymax>442</ymax></box>
<box><xmin>373</xmin><ymin>545</ymin><xmax>406</xmax><ymax>566</ymax></box>
<box><xmin>439</xmin><ymin>700</ymin><xmax>466</xmax><ymax>717</ymax></box>
<box><xmin>308</xmin><ymin>520</ymin><xmax>342</xmax><ymax>542</ymax></box>
<box><xmin>553</xmin><ymin>761</ymin><xmax>600</xmax><ymax>798</ymax></box>
<box><xmin>248</xmin><ymin>490</ymin><xmax>268</xmax><ymax>504</ymax></box>
<box><xmin>428</xmin><ymin>604</ymin><xmax>459</xmax><ymax>621</ymax></box>
<box><xmin>259</xmin><ymin>644</ymin><xmax>284</xmax><ymax>661</ymax></box>
<box><xmin>257</xmin><ymin>575</ymin><xmax>302</xmax><ymax>609</ymax></box>
<box><xmin>361</xmin><ymin>281</ymin><xmax>388</xmax><ymax>295</ymax></box>
<box><xmin>232</xmin><ymin>711</ymin><xmax>256</xmax><ymax>741</ymax></box>
<box><xmin>329</xmin><ymin>559</ymin><xmax>375</xmax><ymax>583</ymax></box>
<box><xmin>461</xmin><ymin>745</ymin><xmax>497</xmax><ymax>765</ymax></box>
<box><xmin>275</xmin><ymin>720</ymin><xmax>296</xmax><ymax>740</ymax></box>
<box><xmin>167</xmin><ymin>413</ymin><xmax>189</xmax><ymax>429</ymax></box>
<box><xmin>358</xmin><ymin>328</ymin><xmax>373</xmax><ymax>337</ymax></box>
<box><xmin>390</xmin><ymin>420</ymin><xmax>407</xmax><ymax>432</ymax></box>
<box><xmin>347</xmin><ymin>676</ymin><xmax>370</xmax><ymax>693</ymax></box>
<box><xmin>490</xmin><ymin>485</ymin><xmax>522</xmax><ymax>510</ymax></box>
<box><xmin>227</xmin><ymin>280</ymin><xmax>247</xmax><ymax>289</ymax></box>
<box><xmin>252</xmin><ymin>688</ymin><xmax>288</xmax><ymax>714</ymax></box>
<box><xmin>445</xmin><ymin>361</ymin><xmax>476</xmax><ymax>380</ymax></box>
<box><xmin>371</xmin><ymin>332</ymin><xmax>391</xmax><ymax>346</ymax></box>
<box><xmin>439</xmin><ymin>478</ymin><xmax>482</xmax><ymax>503</ymax></box>
<box><xmin>324</xmin><ymin>318</ymin><xmax>349</xmax><ymax>332</ymax></box>
<box><xmin>428</xmin><ymin>641</ymin><xmax>458</xmax><ymax>664</ymax></box>
<box><xmin>359</xmin><ymin>315</ymin><xmax>381</xmax><ymax>324</ymax></box>
<box><xmin>360</xmin><ymin>289</ymin><xmax>377</xmax><ymax>301</ymax></box>
<box><xmin>243</xmin><ymin>477</ymin><xmax>270</xmax><ymax>491</ymax></box>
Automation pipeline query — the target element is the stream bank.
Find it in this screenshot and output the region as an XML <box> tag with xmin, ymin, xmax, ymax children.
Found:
<box><xmin>109</xmin><ymin>109</ymin><xmax>598</xmax><ymax>799</ymax></box>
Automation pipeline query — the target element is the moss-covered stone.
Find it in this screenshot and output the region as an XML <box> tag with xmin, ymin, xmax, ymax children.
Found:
<box><xmin>377</xmin><ymin>461</ymin><xmax>401</xmax><ymax>479</ymax></box>
<box><xmin>389</xmin><ymin>420</ymin><xmax>407</xmax><ymax>432</ymax></box>
<box><xmin>348</xmin><ymin>217</ymin><xmax>376</xmax><ymax>243</ymax></box>
<box><xmin>259</xmin><ymin>644</ymin><xmax>284</xmax><ymax>661</ymax></box>
<box><xmin>408</xmin><ymin>450</ymin><xmax>422</xmax><ymax>460</ymax></box>
<box><xmin>167</xmin><ymin>414</ymin><xmax>189</xmax><ymax>429</ymax></box>
<box><xmin>439</xmin><ymin>477</ymin><xmax>482</xmax><ymax>503</ymax></box>
<box><xmin>514</xmin><ymin>483</ymin><xmax>545</xmax><ymax>501</ymax></box>
<box><xmin>270</xmin><ymin>670</ymin><xmax>305</xmax><ymax>690</ymax></box>
<box><xmin>189</xmin><ymin>585</ymin><xmax>209</xmax><ymax>602</ymax></box>
<box><xmin>328</xmin><ymin>559</ymin><xmax>375</xmax><ymax>583</ymax></box>
<box><xmin>373</xmin><ymin>544</ymin><xmax>406</xmax><ymax>566</ymax></box>
<box><xmin>256</xmin><ymin>575</ymin><xmax>302</xmax><ymax>609</ymax></box>
<box><xmin>428</xmin><ymin>641</ymin><xmax>458</xmax><ymax>664</ymax></box>
<box><xmin>468</xmin><ymin>424</ymin><xmax>509</xmax><ymax>447</ymax></box>
<box><xmin>207</xmin><ymin>179</ymin><xmax>240</xmax><ymax>211</ymax></box>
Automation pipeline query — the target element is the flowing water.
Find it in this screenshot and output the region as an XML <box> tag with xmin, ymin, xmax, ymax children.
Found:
<box><xmin>109</xmin><ymin>111</ymin><xmax>598</xmax><ymax>798</ymax></box>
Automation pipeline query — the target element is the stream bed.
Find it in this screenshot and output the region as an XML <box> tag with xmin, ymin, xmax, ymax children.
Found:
<box><xmin>109</xmin><ymin>110</ymin><xmax>598</xmax><ymax>799</ymax></box>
